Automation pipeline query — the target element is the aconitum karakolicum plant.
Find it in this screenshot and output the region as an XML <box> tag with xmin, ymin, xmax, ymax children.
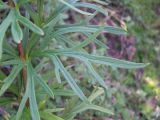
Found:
<box><xmin>0</xmin><ymin>0</ymin><xmax>148</xmax><ymax>120</ymax></box>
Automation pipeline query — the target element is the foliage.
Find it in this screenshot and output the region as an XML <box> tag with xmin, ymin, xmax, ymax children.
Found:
<box><xmin>98</xmin><ymin>0</ymin><xmax>160</xmax><ymax>119</ymax></box>
<box><xmin>123</xmin><ymin>0</ymin><xmax>160</xmax><ymax>119</ymax></box>
<box><xmin>0</xmin><ymin>0</ymin><xmax>148</xmax><ymax>120</ymax></box>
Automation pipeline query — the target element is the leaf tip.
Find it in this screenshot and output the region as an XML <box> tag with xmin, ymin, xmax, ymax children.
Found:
<box><xmin>41</xmin><ymin>31</ymin><xmax>44</xmax><ymax>36</ymax></box>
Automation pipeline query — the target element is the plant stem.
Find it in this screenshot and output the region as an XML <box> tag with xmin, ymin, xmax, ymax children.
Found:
<box><xmin>18</xmin><ymin>42</ymin><xmax>26</xmax><ymax>88</ymax></box>
<box><xmin>18</xmin><ymin>42</ymin><xmax>25</xmax><ymax>61</ymax></box>
<box><xmin>18</xmin><ymin>41</ymin><xmax>29</xmax><ymax>107</ymax></box>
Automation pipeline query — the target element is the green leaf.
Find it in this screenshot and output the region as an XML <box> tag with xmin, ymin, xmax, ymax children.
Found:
<box><xmin>92</xmin><ymin>0</ymin><xmax>110</xmax><ymax>5</ymax></box>
<box><xmin>88</xmin><ymin>87</ymin><xmax>104</xmax><ymax>102</ymax></box>
<box><xmin>16</xmin><ymin>63</ymin><xmax>45</xmax><ymax>120</ymax></box>
<box><xmin>27</xmin><ymin>63</ymin><xmax>40</xmax><ymax>120</ymax></box>
<box><xmin>46</xmin><ymin>51</ymin><xmax>148</xmax><ymax>69</ymax></box>
<box><xmin>52</xmin><ymin>89</ymin><xmax>76</xmax><ymax>96</ymax></box>
<box><xmin>45</xmin><ymin>108</ymin><xmax>64</xmax><ymax>113</ymax></box>
<box><xmin>0</xmin><ymin>64</ymin><xmax>23</xmax><ymax>96</ymax></box>
<box><xmin>89</xmin><ymin>25</ymin><xmax>127</xmax><ymax>34</ymax></box>
<box><xmin>68</xmin><ymin>27</ymin><xmax>104</xmax><ymax>50</ymax></box>
<box><xmin>52</xmin><ymin>31</ymin><xmax>108</xmax><ymax>87</ymax></box>
<box><xmin>40</xmin><ymin>111</ymin><xmax>64</xmax><ymax>120</ymax></box>
<box><xmin>58</xmin><ymin>0</ymin><xmax>93</xmax><ymax>15</ymax></box>
<box><xmin>44</xmin><ymin>50</ymin><xmax>149</xmax><ymax>69</ymax></box>
<box><xmin>65</xmin><ymin>102</ymin><xmax>113</xmax><ymax>119</ymax></box>
<box><xmin>11</xmin><ymin>20</ymin><xmax>23</xmax><ymax>43</ymax></box>
<box><xmin>67</xmin><ymin>52</ymin><xmax>148</xmax><ymax>69</ymax></box>
<box><xmin>54</xmin><ymin>25</ymin><xmax>127</xmax><ymax>36</ymax></box>
<box><xmin>38</xmin><ymin>89</ymin><xmax>76</xmax><ymax>97</ymax></box>
<box><xmin>0</xmin><ymin>11</ymin><xmax>12</xmax><ymax>59</ymax></box>
<box><xmin>31</xmin><ymin>66</ymin><xmax>54</xmax><ymax>99</ymax></box>
<box><xmin>74</xmin><ymin>2</ymin><xmax>108</xmax><ymax>16</ymax></box>
<box><xmin>44</xmin><ymin>14</ymin><xmax>60</xmax><ymax>28</ymax></box>
<box><xmin>94</xmin><ymin>39</ymin><xmax>109</xmax><ymax>49</ymax></box>
<box><xmin>24</xmin><ymin>3</ymin><xmax>39</xmax><ymax>25</ymax></box>
<box><xmin>0</xmin><ymin>59</ymin><xmax>22</xmax><ymax>66</ymax></box>
<box><xmin>16</xmin><ymin>88</ymin><xmax>29</xmax><ymax>120</ymax></box>
<box><xmin>84</xmin><ymin>60</ymin><xmax>108</xmax><ymax>90</ymax></box>
<box><xmin>18</xmin><ymin>14</ymin><xmax>44</xmax><ymax>35</ymax></box>
<box><xmin>51</xmin><ymin>56</ymin><xmax>88</xmax><ymax>102</ymax></box>
<box><xmin>54</xmin><ymin>65</ymin><xmax>62</xmax><ymax>83</ymax></box>
<box><xmin>84</xmin><ymin>32</ymin><xmax>109</xmax><ymax>49</ymax></box>
<box><xmin>3</xmin><ymin>40</ymin><xmax>18</xmax><ymax>57</ymax></box>
<box><xmin>71</xmin><ymin>103</ymin><xmax>113</xmax><ymax>115</ymax></box>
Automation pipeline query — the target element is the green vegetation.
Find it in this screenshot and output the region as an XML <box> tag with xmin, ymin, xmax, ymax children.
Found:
<box><xmin>0</xmin><ymin>0</ymin><xmax>159</xmax><ymax>120</ymax></box>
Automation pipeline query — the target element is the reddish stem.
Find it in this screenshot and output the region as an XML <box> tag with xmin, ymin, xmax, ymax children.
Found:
<box><xmin>18</xmin><ymin>41</ymin><xmax>29</xmax><ymax>107</ymax></box>
<box><xmin>18</xmin><ymin>42</ymin><xmax>25</xmax><ymax>61</ymax></box>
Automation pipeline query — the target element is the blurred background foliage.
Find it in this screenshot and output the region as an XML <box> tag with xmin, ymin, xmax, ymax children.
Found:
<box><xmin>103</xmin><ymin>0</ymin><xmax>160</xmax><ymax>119</ymax></box>
<box><xmin>0</xmin><ymin>0</ymin><xmax>160</xmax><ymax>120</ymax></box>
<box><xmin>63</xmin><ymin>0</ymin><xmax>160</xmax><ymax>119</ymax></box>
